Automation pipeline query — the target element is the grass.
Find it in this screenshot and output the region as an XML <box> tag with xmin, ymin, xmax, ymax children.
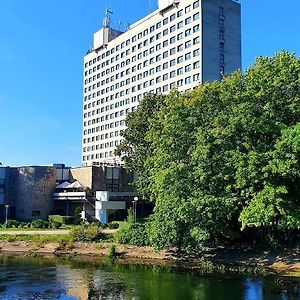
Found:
<box><xmin>0</xmin><ymin>234</ymin><xmax>71</xmax><ymax>242</ymax></box>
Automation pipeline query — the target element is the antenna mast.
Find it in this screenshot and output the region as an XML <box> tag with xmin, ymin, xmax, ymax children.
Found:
<box><xmin>103</xmin><ymin>9</ymin><xmax>113</xmax><ymax>28</ymax></box>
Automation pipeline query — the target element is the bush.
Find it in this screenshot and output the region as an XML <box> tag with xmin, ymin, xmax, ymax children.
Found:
<box><xmin>108</xmin><ymin>222</ymin><xmax>119</xmax><ymax>229</ymax></box>
<box><xmin>4</xmin><ymin>220</ymin><xmax>20</xmax><ymax>228</ymax></box>
<box><xmin>50</xmin><ymin>221</ymin><xmax>62</xmax><ymax>229</ymax></box>
<box><xmin>70</xmin><ymin>225</ymin><xmax>104</xmax><ymax>242</ymax></box>
<box><xmin>115</xmin><ymin>211</ymin><xmax>150</xmax><ymax>246</ymax></box>
<box><xmin>31</xmin><ymin>219</ymin><xmax>49</xmax><ymax>229</ymax></box>
<box><xmin>108</xmin><ymin>244</ymin><xmax>117</xmax><ymax>259</ymax></box>
<box><xmin>48</xmin><ymin>215</ymin><xmax>75</xmax><ymax>225</ymax></box>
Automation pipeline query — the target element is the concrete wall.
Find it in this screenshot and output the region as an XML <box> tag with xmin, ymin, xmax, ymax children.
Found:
<box><xmin>15</xmin><ymin>166</ymin><xmax>56</xmax><ymax>220</ymax></box>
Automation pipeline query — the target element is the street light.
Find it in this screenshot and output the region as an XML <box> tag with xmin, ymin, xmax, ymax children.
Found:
<box><xmin>4</xmin><ymin>205</ymin><xmax>9</xmax><ymax>228</ymax></box>
<box><xmin>133</xmin><ymin>196</ymin><xmax>138</xmax><ymax>222</ymax></box>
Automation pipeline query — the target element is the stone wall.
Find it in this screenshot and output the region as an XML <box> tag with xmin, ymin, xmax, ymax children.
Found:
<box><xmin>15</xmin><ymin>166</ymin><xmax>56</xmax><ymax>220</ymax></box>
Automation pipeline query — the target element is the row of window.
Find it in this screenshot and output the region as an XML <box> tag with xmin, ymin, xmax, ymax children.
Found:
<box><xmin>85</xmin><ymin>22</ymin><xmax>200</xmax><ymax>83</ymax></box>
<box><xmin>84</xmin><ymin>0</ymin><xmax>201</xmax><ymax>69</ymax></box>
<box><xmin>83</xmin><ymin>73</ymin><xmax>200</xmax><ymax>123</ymax></box>
<box><xmin>84</xmin><ymin>60</ymin><xmax>200</xmax><ymax>112</ymax></box>
<box><xmin>83</xmin><ymin>148</ymin><xmax>120</xmax><ymax>161</ymax></box>
<box><xmin>84</xmin><ymin>48</ymin><xmax>201</xmax><ymax>103</ymax></box>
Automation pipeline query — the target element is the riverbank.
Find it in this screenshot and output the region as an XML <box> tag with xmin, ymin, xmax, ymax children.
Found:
<box><xmin>0</xmin><ymin>239</ymin><xmax>299</xmax><ymax>276</ymax></box>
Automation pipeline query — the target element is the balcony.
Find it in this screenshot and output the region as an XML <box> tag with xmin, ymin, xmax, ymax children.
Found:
<box><xmin>53</xmin><ymin>191</ymin><xmax>86</xmax><ymax>202</ymax></box>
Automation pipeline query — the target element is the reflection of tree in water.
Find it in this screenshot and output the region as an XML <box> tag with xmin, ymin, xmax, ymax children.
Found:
<box><xmin>87</xmin><ymin>271</ymin><xmax>129</xmax><ymax>300</ymax></box>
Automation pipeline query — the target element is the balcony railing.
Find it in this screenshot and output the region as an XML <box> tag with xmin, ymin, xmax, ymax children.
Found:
<box><xmin>53</xmin><ymin>191</ymin><xmax>86</xmax><ymax>201</ymax></box>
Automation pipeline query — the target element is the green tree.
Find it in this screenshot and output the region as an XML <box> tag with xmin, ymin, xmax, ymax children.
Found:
<box><xmin>119</xmin><ymin>51</ymin><xmax>300</xmax><ymax>250</ymax></box>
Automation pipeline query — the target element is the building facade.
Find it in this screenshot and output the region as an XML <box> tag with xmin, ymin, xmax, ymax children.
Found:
<box><xmin>82</xmin><ymin>0</ymin><xmax>241</xmax><ymax>165</ymax></box>
<box><xmin>0</xmin><ymin>164</ymin><xmax>137</xmax><ymax>223</ymax></box>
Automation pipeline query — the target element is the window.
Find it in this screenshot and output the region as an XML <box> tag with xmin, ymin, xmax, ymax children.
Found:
<box><xmin>185</xmin><ymin>40</ymin><xmax>192</xmax><ymax>48</ymax></box>
<box><xmin>220</xmin><ymin>42</ymin><xmax>225</xmax><ymax>52</ymax></box>
<box><xmin>219</xmin><ymin>7</ymin><xmax>224</xmax><ymax>17</ymax></box>
<box><xmin>170</xmin><ymin>25</ymin><xmax>176</xmax><ymax>33</ymax></box>
<box><xmin>220</xmin><ymin>29</ymin><xmax>225</xmax><ymax>40</ymax></box>
<box><xmin>185</xmin><ymin>52</ymin><xmax>191</xmax><ymax>60</ymax></box>
<box><xmin>163</xmin><ymin>85</ymin><xmax>168</xmax><ymax>92</ymax></box>
<box><xmin>185</xmin><ymin>76</ymin><xmax>191</xmax><ymax>84</ymax></box>
<box><xmin>177</xmin><ymin>44</ymin><xmax>184</xmax><ymax>52</ymax></box>
<box><xmin>170</xmin><ymin>36</ymin><xmax>176</xmax><ymax>44</ymax></box>
<box><xmin>193</xmin><ymin>37</ymin><xmax>200</xmax><ymax>44</ymax></box>
<box><xmin>185</xmin><ymin>64</ymin><xmax>192</xmax><ymax>72</ymax></box>
<box><xmin>193</xmin><ymin>48</ymin><xmax>200</xmax><ymax>57</ymax></box>
<box><xmin>185</xmin><ymin>5</ymin><xmax>191</xmax><ymax>13</ymax></box>
<box><xmin>163</xmin><ymin>29</ymin><xmax>168</xmax><ymax>36</ymax></box>
<box><xmin>177</xmin><ymin>9</ymin><xmax>183</xmax><ymax>18</ymax></box>
<box><xmin>193</xmin><ymin>0</ymin><xmax>199</xmax><ymax>9</ymax></box>
<box><xmin>177</xmin><ymin>33</ymin><xmax>183</xmax><ymax>40</ymax></box>
<box><xmin>177</xmin><ymin>21</ymin><xmax>183</xmax><ymax>29</ymax></box>
<box><xmin>177</xmin><ymin>56</ymin><xmax>183</xmax><ymax>64</ymax></box>
<box><xmin>177</xmin><ymin>67</ymin><xmax>183</xmax><ymax>75</ymax></box>
<box><xmin>193</xmin><ymin>12</ymin><xmax>200</xmax><ymax>21</ymax></box>
<box><xmin>163</xmin><ymin>62</ymin><xmax>168</xmax><ymax>69</ymax></box>
<box><xmin>185</xmin><ymin>17</ymin><xmax>191</xmax><ymax>25</ymax></box>
<box><xmin>170</xmin><ymin>13</ymin><xmax>176</xmax><ymax>21</ymax></box>
<box><xmin>220</xmin><ymin>54</ymin><xmax>225</xmax><ymax>64</ymax></box>
<box><xmin>193</xmin><ymin>24</ymin><xmax>200</xmax><ymax>33</ymax></box>
<box><xmin>193</xmin><ymin>61</ymin><xmax>200</xmax><ymax>69</ymax></box>
<box><xmin>170</xmin><ymin>47</ymin><xmax>176</xmax><ymax>55</ymax></box>
<box><xmin>170</xmin><ymin>59</ymin><xmax>176</xmax><ymax>67</ymax></box>
<box><xmin>163</xmin><ymin>18</ymin><xmax>168</xmax><ymax>25</ymax></box>
<box><xmin>32</xmin><ymin>211</ymin><xmax>41</xmax><ymax>217</ymax></box>
<box><xmin>156</xmin><ymin>22</ymin><xmax>161</xmax><ymax>29</ymax></box>
<box><xmin>150</xmin><ymin>25</ymin><xmax>155</xmax><ymax>32</ymax></box>
<box><xmin>185</xmin><ymin>29</ymin><xmax>191</xmax><ymax>37</ymax></box>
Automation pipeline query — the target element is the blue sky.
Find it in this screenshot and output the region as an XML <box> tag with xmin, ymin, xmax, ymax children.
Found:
<box><xmin>0</xmin><ymin>0</ymin><xmax>299</xmax><ymax>167</ymax></box>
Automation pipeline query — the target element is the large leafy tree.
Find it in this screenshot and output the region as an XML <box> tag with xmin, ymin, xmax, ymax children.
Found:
<box><xmin>117</xmin><ymin>51</ymin><xmax>300</xmax><ymax>250</ymax></box>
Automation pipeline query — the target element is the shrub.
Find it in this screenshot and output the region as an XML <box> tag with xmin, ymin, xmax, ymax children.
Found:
<box><xmin>70</xmin><ymin>225</ymin><xmax>104</xmax><ymax>242</ymax></box>
<box><xmin>115</xmin><ymin>211</ymin><xmax>150</xmax><ymax>246</ymax></box>
<box><xmin>108</xmin><ymin>222</ymin><xmax>119</xmax><ymax>229</ymax></box>
<box><xmin>31</xmin><ymin>219</ymin><xmax>49</xmax><ymax>229</ymax></box>
<box><xmin>50</xmin><ymin>221</ymin><xmax>62</xmax><ymax>229</ymax></box>
<box><xmin>108</xmin><ymin>244</ymin><xmax>117</xmax><ymax>259</ymax></box>
<box><xmin>48</xmin><ymin>215</ymin><xmax>75</xmax><ymax>225</ymax></box>
<box><xmin>4</xmin><ymin>220</ymin><xmax>20</xmax><ymax>228</ymax></box>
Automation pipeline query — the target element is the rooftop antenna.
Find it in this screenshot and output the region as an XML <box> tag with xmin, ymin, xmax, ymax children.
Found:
<box><xmin>103</xmin><ymin>8</ymin><xmax>113</xmax><ymax>28</ymax></box>
<box><xmin>118</xmin><ymin>20</ymin><xmax>122</xmax><ymax>31</ymax></box>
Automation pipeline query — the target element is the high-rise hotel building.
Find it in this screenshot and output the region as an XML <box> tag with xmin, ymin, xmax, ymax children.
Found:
<box><xmin>82</xmin><ymin>0</ymin><xmax>241</xmax><ymax>166</ymax></box>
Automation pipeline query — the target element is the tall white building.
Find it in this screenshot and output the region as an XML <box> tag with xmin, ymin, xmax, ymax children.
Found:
<box><xmin>82</xmin><ymin>0</ymin><xmax>241</xmax><ymax>166</ymax></box>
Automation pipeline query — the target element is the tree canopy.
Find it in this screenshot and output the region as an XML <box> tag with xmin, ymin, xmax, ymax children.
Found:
<box><xmin>117</xmin><ymin>51</ymin><xmax>300</xmax><ymax>250</ymax></box>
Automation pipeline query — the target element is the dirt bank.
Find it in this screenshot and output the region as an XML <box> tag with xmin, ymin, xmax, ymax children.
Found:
<box><xmin>0</xmin><ymin>240</ymin><xmax>299</xmax><ymax>276</ymax></box>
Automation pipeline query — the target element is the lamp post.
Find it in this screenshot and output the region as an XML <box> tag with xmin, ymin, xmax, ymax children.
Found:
<box><xmin>4</xmin><ymin>205</ymin><xmax>9</xmax><ymax>228</ymax></box>
<box><xmin>133</xmin><ymin>196</ymin><xmax>138</xmax><ymax>222</ymax></box>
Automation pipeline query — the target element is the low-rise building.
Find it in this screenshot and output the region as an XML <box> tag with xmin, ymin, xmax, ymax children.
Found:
<box><xmin>0</xmin><ymin>164</ymin><xmax>143</xmax><ymax>223</ymax></box>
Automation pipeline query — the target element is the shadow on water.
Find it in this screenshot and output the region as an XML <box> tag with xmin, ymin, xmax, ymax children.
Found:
<box><xmin>0</xmin><ymin>256</ymin><xmax>298</xmax><ymax>300</ymax></box>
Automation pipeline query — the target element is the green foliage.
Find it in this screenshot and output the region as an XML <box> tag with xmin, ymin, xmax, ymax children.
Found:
<box><xmin>118</xmin><ymin>51</ymin><xmax>300</xmax><ymax>249</ymax></box>
<box><xmin>31</xmin><ymin>219</ymin><xmax>49</xmax><ymax>229</ymax></box>
<box><xmin>4</xmin><ymin>220</ymin><xmax>20</xmax><ymax>228</ymax></box>
<box><xmin>107</xmin><ymin>222</ymin><xmax>119</xmax><ymax>229</ymax></box>
<box><xmin>108</xmin><ymin>244</ymin><xmax>117</xmax><ymax>259</ymax></box>
<box><xmin>73</xmin><ymin>207</ymin><xmax>83</xmax><ymax>225</ymax></box>
<box><xmin>48</xmin><ymin>215</ymin><xmax>75</xmax><ymax>225</ymax></box>
<box><xmin>70</xmin><ymin>224</ymin><xmax>104</xmax><ymax>242</ymax></box>
<box><xmin>115</xmin><ymin>210</ymin><xmax>150</xmax><ymax>246</ymax></box>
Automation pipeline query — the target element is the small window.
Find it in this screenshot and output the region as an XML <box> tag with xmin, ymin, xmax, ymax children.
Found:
<box><xmin>32</xmin><ymin>211</ymin><xmax>41</xmax><ymax>217</ymax></box>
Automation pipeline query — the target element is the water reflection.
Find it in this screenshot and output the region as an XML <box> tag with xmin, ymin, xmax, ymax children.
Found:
<box><xmin>0</xmin><ymin>256</ymin><xmax>298</xmax><ymax>300</ymax></box>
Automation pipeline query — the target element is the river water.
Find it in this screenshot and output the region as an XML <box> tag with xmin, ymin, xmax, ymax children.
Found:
<box><xmin>0</xmin><ymin>256</ymin><xmax>298</xmax><ymax>300</ymax></box>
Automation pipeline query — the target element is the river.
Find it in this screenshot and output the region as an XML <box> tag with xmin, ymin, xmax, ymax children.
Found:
<box><xmin>0</xmin><ymin>256</ymin><xmax>298</xmax><ymax>300</ymax></box>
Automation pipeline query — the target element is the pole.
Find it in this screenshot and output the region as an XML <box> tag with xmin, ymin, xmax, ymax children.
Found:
<box><xmin>4</xmin><ymin>205</ymin><xmax>9</xmax><ymax>228</ymax></box>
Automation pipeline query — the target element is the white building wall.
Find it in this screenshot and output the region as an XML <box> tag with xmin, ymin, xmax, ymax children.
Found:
<box><xmin>82</xmin><ymin>0</ymin><xmax>241</xmax><ymax>166</ymax></box>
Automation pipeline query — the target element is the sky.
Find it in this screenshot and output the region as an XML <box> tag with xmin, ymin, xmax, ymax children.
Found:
<box><xmin>0</xmin><ymin>0</ymin><xmax>299</xmax><ymax>167</ymax></box>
